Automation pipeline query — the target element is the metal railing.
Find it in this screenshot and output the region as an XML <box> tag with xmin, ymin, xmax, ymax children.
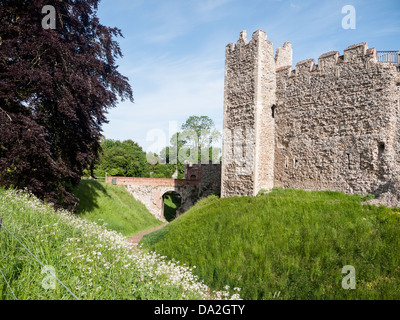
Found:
<box><xmin>377</xmin><ymin>51</ymin><xmax>400</xmax><ymax>70</ymax></box>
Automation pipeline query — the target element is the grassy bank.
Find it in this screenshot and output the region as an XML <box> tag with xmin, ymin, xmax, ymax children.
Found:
<box><xmin>74</xmin><ymin>180</ymin><xmax>162</xmax><ymax>236</ymax></box>
<box><xmin>141</xmin><ymin>188</ymin><xmax>400</xmax><ymax>300</ymax></box>
<box><xmin>0</xmin><ymin>188</ymin><xmax>239</xmax><ymax>300</ymax></box>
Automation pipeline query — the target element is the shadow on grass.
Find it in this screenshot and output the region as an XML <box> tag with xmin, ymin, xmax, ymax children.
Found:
<box><xmin>74</xmin><ymin>179</ymin><xmax>110</xmax><ymax>214</ymax></box>
<box><xmin>1</xmin><ymin>261</ymin><xmax>23</xmax><ymax>300</ymax></box>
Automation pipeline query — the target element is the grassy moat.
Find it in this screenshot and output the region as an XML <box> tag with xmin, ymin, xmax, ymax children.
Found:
<box><xmin>141</xmin><ymin>188</ymin><xmax>400</xmax><ymax>300</ymax></box>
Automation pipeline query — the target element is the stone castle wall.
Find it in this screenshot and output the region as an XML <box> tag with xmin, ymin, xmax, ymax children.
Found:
<box><xmin>222</xmin><ymin>30</ymin><xmax>400</xmax><ymax>203</ymax></box>
<box><xmin>199</xmin><ymin>162</ymin><xmax>222</xmax><ymax>197</ymax></box>
<box><xmin>275</xmin><ymin>43</ymin><xmax>400</xmax><ymax>196</ymax></box>
<box><xmin>185</xmin><ymin>162</ymin><xmax>222</xmax><ymax>198</ymax></box>
<box><xmin>222</xmin><ymin>30</ymin><xmax>276</xmax><ymax>197</ymax></box>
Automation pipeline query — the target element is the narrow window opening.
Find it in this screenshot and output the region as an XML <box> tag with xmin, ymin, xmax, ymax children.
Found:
<box><xmin>293</xmin><ymin>158</ymin><xmax>298</xmax><ymax>169</ymax></box>
<box><xmin>346</xmin><ymin>153</ymin><xmax>351</xmax><ymax>170</ymax></box>
<box><xmin>378</xmin><ymin>143</ymin><xmax>385</xmax><ymax>158</ymax></box>
<box><xmin>271</xmin><ymin>105</ymin><xmax>276</xmax><ymax>119</ymax></box>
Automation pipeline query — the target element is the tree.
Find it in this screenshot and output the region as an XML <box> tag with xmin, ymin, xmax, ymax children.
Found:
<box><xmin>157</xmin><ymin>133</ymin><xmax>185</xmax><ymax>177</ymax></box>
<box><xmin>0</xmin><ymin>0</ymin><xmax>133</xmax><ymax>211</ymax></box>
<box><xmin>181</xmin><ymin>116</ymin><xmax>216</xmax><ymax>146</ymax></box>
<box><xmin>158</xmin><ymin>116</ymin><xmax>222</xmax><ymax>176</ymax></box>
<box><xmin>180</xmin><ymin>116</ymin><xmax>221</xmax><ymax>164</ymax></box>
<box><xmin>94</xmin><ymin>139</ymin><xmax>150</xmax><ymax>177</ymax></box>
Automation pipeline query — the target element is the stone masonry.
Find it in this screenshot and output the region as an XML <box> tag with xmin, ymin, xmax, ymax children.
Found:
<box><xmin>107</xmin><ymin>162</ymin><xmax>221</xmax><ymax>221</ymax></box>
<box><xmin>222</xmin><ymin>30</ymin><xmax>400</xmax><ymax>205</ymax></box>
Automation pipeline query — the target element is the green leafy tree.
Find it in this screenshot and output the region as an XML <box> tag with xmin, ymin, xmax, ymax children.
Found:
<box><xmin>95</xmin><ymin>139</ymin><xmax>150</xmax><ymax>177</ymax></box>
<box><xmin>159</xmin><ymin>132</ymin><xmax>186</xmax><ymax>178</ymax></box>
<box><xmin>181</xmin><ymin>116</ymin><xmax>221</xmax><ymax>163</ymax></box>
<box><xmin>155</xmin><ymin>116</ymin><xmax>221</xmax><ymax>179</ymax></box>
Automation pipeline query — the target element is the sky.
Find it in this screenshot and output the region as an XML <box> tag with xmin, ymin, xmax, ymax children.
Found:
<box><xmin>96</xmin><ymin>0</ymin><xmax>400</xmax><ymax>153</ymax></box>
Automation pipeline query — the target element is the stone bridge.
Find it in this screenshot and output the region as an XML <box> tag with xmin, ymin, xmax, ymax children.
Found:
<box><xmin>106</xmin><ymin>163</ymin><xmax>221</xmax><ymax>221</ymax></box>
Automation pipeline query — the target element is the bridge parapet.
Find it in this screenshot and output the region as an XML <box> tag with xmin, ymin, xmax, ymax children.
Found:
<box><xmin>105</xmin><ymin>176</ymin><xmax>200</xmax><ymax>187</ymax></box>
<box><xmin>106</xmin><ymin>163</ymin><xmax>221</xmax><ymax>222</ymax></box>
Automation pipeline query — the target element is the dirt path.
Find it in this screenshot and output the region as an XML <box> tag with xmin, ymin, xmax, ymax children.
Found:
<box><xmin>127</xmin><ymin>223</ymin><xmax>167</xmax><ymax>245</ymax></box>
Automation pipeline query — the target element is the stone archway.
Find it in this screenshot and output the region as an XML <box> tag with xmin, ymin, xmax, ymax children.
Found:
<box><xmin>162</xmin><ymin>191</ymin><xmax>182</xmax><ymax>222</ymax></box>
<box><xmin>105</xmin><ymin>163</ymin><xmax>221</xmax><ymax>221</ymax></box>
<box><xmin>107</xmin><ymin>177</ymin><xmax>200</xmax><ymax>221</ymax></box>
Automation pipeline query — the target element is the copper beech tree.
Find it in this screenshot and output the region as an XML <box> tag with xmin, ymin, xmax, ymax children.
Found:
<box><xmin>0</xmin><ymin>0</ymin><xmax>133</xmax><ymax>210</ymax></box>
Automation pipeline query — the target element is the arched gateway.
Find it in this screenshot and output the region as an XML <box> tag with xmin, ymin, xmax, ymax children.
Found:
<box><xmin>106</xmin><ymin>163</ymin><xmax>221</xmax><ymax>222</ymax></box>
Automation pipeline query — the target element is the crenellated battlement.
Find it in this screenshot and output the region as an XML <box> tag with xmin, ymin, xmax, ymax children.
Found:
<box><xmin>275</xmin><ymin>41</ymin><xmax>292</xmax><ymax>69</ymax></box>
<box><xmin>275</xmin><ymin>42</ymin><xmax>385</xmax><ymax>81</ymax></box>
<box><xmin>343</xmin><ymin>42</ymin><xmax>368</xmax><ymax>62</ymax></box>
<box><xmin>222</xmin><ymin>29</ymin><xmax>400</xmax><ymax>204</ymax></box>
<box><xmin>318</xmin><ymin>51</ymin><xmax>339</xmax><ymax>72</ymax></box>
<box><xmin>225</xmin><ymin>29</ymin><xmax>269</xmax><ymax>53</ymax></box>
<box><xmin>227</xmin><ymin>30</ymin><xmax>393</xmax><ymax>83</ymax></box>
<box><xmin>295</xmin><ymin>58</ymin><xmax>315</xmax><ymax>73</ymax></box>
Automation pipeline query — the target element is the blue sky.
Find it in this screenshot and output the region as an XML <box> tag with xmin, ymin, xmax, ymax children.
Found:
<box><xmin>97</xmin><ymin>0</ymin><xmax>400</xmax><ymax>153</ymax></box>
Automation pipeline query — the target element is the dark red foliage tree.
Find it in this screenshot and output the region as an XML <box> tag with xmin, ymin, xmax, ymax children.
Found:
<box><xmin>0</xmin><ymin>0</ymin><xmax>133</xmax><ymax>210</ymax></box>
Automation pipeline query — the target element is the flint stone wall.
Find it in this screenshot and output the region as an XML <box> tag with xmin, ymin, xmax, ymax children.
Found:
<box><xmin>222</xmin><ymin>30</ymin><xmax>276</xmax><ymax>197</ymax></box>
<box><xmin>275</xmin><ymin>43</ymin><xmax>400</xmax><ymax>197</ymax></box>
<box><xmin>222</xmin><ymin>30</ymin><xmax>400</xmax><ymax>204</ymax></box>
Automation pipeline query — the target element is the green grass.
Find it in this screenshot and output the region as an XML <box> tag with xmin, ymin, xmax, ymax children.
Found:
<box><xmin>0</xmin><ymin>188</ymin><xmax>237</xmax><ymax>300</ymax></box>
<box><xmin>141</xmin><ymin>188</ymin><xmax>400</xmax><ymax>300</ymax></box>
<box><xmin>74</xmin><ymin>180</ymin><xmax>163</xmax><ymax>237</ymax></box>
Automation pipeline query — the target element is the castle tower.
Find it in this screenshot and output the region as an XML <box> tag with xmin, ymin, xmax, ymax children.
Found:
<box><xmin>221</xmin><ymin>30</ymin><xmax>277</xmax><ymax>197</ymax></box>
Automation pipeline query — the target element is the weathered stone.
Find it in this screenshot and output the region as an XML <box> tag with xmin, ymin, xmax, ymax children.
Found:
<box><xmin>275</xmin><ymin>42</ymin><xmax>292</xmax><ymax>69</ymax></box>
<box><xmin>222</xmin><ymin>30</ymin><xmax>276</xmax><ymax>197</ymax></box>
<box><xmin>107</xmin><ymin>163</ymin><xmax>221</xmax><ymax>221</ymax></box>
<box><xmin>222</xmin><ymin>30</ymin><xmax>400</xmax><ymax>206</ymax></box>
